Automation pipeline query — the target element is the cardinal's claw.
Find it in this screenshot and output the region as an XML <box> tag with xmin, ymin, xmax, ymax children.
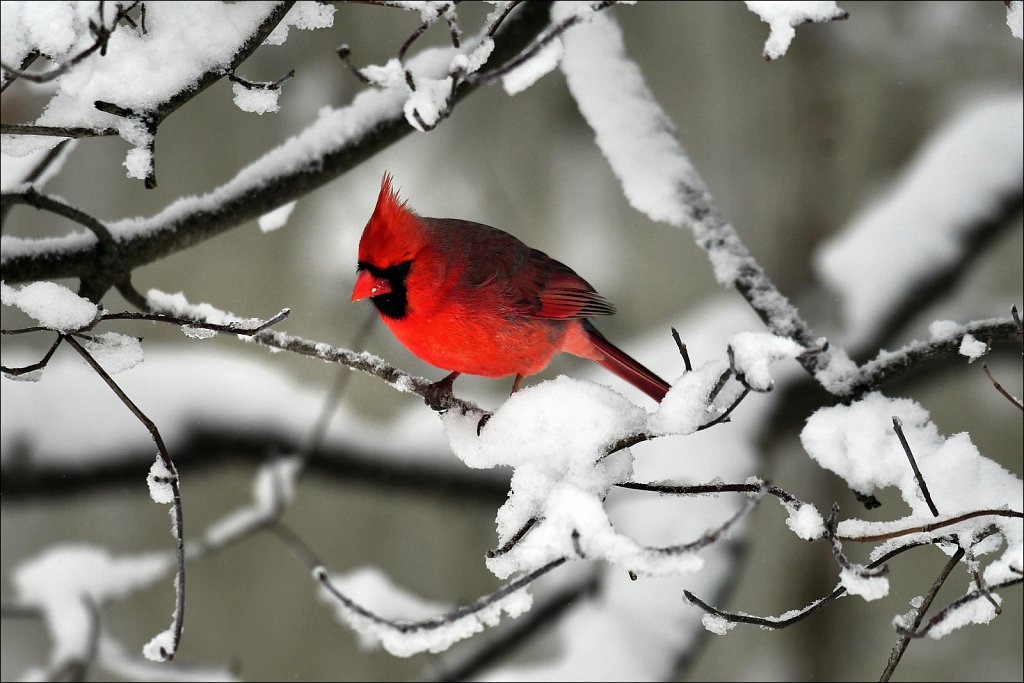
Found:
<box><xmin>476</xmin><ymin>413</ymin><xmax>492</xmax><ymax>435</ymax></box>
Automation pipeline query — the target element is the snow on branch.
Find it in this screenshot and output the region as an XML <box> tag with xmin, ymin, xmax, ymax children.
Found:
<box><xmin>0</xmin><ymin>2</ymin><xmax>554</xmax><ymax>287</ymax></box>
<box><xmin>744</xmin><ymin>1</ymin><xmax>849</xmax><ymax>61</ymax></box>
<box><xmin>2</xmin><ymin>2</ymin><xmax>299</xmax><ymax>188</ymax></box>
<box><xmin>557</xmin><ymin>4</ymin><xmax>835</xmax><ymax>383</ymax></box>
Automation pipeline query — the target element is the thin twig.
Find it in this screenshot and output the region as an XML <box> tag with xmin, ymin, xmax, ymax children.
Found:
<box><xmin>696</xmin><ymin>386</ymin><xmax>750</xmax><ymax>431</ymax></box>
<box><xmin>837</xmin><ymin>509</ymin><xmax>1024</xmax><ymax>543</ymax></box>
<box><xmin>670</xmin><ymin>327</ymin><xmax>692</xmax><ymax>372</ymax></box>
<box><xmin>616</xmin><ymin>480</ymin><xmax>802</xmax><ymax>506</ymax></box>
<box><xmin>892</xmin><ymin>416</ymin><xmax>940</xmax><ymax>517</ymax></box>
<box><xmin>683</xmin><ymin>541</ymin><xmax>934</xmax><ymax>631</ymax></box>
<box><xmin>982</xmin><ymin>363</ymin><xmax>1023</xmax><ymax>410</ymax></box>
<box><xmin>62</xmin><ymin>335</ymin><xmax>186</xmax><ymax>661</ymax></box>
<box><xmin>2</xmin><ymin>189</ymin><xmax>116</xmax><ymax>250</ymax></box>
<box><xmin>826</xmin><ymin>503</ymin><xmax>888</xmax><ymax>577</ymax></box>
<box><xmin>471</xmin><ymin>0</ymin><xmax>618</xmax><ymax>85</ymax></box>
<box><xmin>0</xmin><ymin>123</ymin><xmax>119</xmax><ymax>138</ymax></box>
<box><xmin>0</xmin><ymin>335</ymin><xmax>63</xmax><ymax>376</ymax></box>
<box><xmin>879</xmin><ymin>547</ymin><xmax>965</xmax><ymax>682</ymax></box>
<box><xmin>895</xmin><ymin>575</ymin><xmax>1023</xmax><ymax>643</ymax></box>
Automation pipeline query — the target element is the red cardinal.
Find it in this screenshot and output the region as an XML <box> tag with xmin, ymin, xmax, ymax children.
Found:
<box><xmin>352</xmin><ymin>174</ymin><xmax>670</xmax><ymax>408</ymax></box>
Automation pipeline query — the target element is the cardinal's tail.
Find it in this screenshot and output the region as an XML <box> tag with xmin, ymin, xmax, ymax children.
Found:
<box><xmin>580</xmin><ymin>320</ymin><xmax>670</xmax><ymax>402</ymax></box>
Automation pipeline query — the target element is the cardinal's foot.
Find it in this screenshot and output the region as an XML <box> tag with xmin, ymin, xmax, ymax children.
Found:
<box><xmin>423</xmin><ymin>372</ymin><xmax>459</xmax><ymax>412</ymax></box>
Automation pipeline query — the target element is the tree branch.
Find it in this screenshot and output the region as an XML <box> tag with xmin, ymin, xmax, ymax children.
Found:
<box><xmin>0</xmin><ymin>2</ymin><xmax>554</xmax><ymax>284</ymax></box>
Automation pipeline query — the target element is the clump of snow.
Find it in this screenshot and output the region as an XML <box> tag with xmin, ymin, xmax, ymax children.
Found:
<box><xmin>147</xmin><ymin>456</ymin><xmax>175</xmax><ymax>505</ymax></box>
<box><xmin>701</xmin><ymin>613</ymin><xmax>736</xmax><ymax>635</ymax></box>
<box><xmin>360</xmin><ymin>58</ymin><xmax>406</xmax><ymax>88</ymax></box>
<box><xmin>258</xmin><ymin>200</ymin><xmax>297</xmax><ymax>232</ymax></box>
<box><xmin>141</xmin><ymin>628</ymin><xmax>176</xmax><ymax>663</ymax></box>
<box><xmin>957</xmin><ymin>334</ymin><xmax>987</xmax><ymax>362</ymax></box>
<box><xmin>232</xmin><ymin>82</ymin><xmax>282</xmax><ymax>114</ymax></box>
<box><xmin>839</xmin><ymin>567</ymin><xmax>889</xmax><ymax>601</ymax></box>
<box><xmin>443</xmin><ymin>376</ymin><xmax>706</xmax><ymax>579</ymax></box>
<box><xmin>444</xmin><ymin>376</ymin><xmax>642</xmax><ymax>536</ymax></box>
<box><xmin>803</xmin><ymin>392</ymin><xmax>1022</xmax><ymax>518</ymax></box>
<box><xmin>648</xmin><ymin>359</ymin><xmax>729</xmax><ymax>436</ymax></box>
<box><xmin>80</xmin><ymin>332</ymin><xmax>144</xmax><ymax>375</ymax></box>
<box><xmin>784</xmin><ymin>503</ymin><xmax>826</xmax><ymax>540</ymax></box>
<box><xmin>744</xmin><ymin>1</ymin><xmax>848</xmax><ymax>60</ymax></box>
<box><xmin>728</xmin><ymin>331</ymin><xmax>805</xmax><ymax>391</ymax></box>
<box><xmin>123</xmin><ymin>145</ymin><xmax>153</xmax><ymax>180</ymax></box>
<box><xmin>2</xmin><ymin>280</ymin><xmax>99</xmax><ymax>332</ymax></box>
<box><xmin>803</xmin><ymin>391</ymin><xmax>1022</xmax><ymax>613</ymax></box>
<box><xmin>1</xmin><ymin>2</ymin><xmax>91</xmax><ymax>71</ymax></box>
<box><xmin>503</xmin><ymin>39</ymin><xmax>564</xmax><ymax>95</ymax></box>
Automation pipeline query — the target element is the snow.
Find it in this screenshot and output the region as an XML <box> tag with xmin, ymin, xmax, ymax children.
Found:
<box><xmin>558</xmin><ymin>3</ymin><xmax>694</xmax><ymax>228</ymax></box>
<box><xmin>648</xmin><ymin>359</ymin><xmax>730</xmax><ymax>436</ymax></box>
<box><xmin>142</xmin><ymin>628</ymin><xmax>177</xmax><ymax>663</ymax></box>
<box><xmin>1</xmin><ymin>2</ymin><xmax>335</xmax><ymax>177</ymax></box>
<box><xmin>958</xmin><ymin>333</ymin><xmax>988</xmax><ymax>362</ymax></box>
<box><xmin>502</xmin><ymin>38</ymin><xmax>564</xmax><ymax>95</ymax></box>
<box><xmin>232</xmin><ymin>82</ymin><xmax>282</xmax><ymax>115</ymax></box>
<box><xmin>556</xmin><ymin>3</ymin><xmax>811</xmax><ymax>346</ymax></box>
<box><xmin>80</xmin><ymin>332</ymin><xmax>144</xmax><ymax>374</ymax></box>
<box><xmin>803</xmin><ymin>392</ymin><xmax>1023</xmax><ymax>609</ymax></box>
<box><xmin>815</xmin><ymin>93</ymin><xmax>1024</xmax><ymax>349</ymax></box>
<box><xmin>784</xmin><ymin>502</ymin><xmax>826</xmax><ymax>540</ymax></box>
<box><xmin>1</xmin><ymin>280</ymin><xmax>99</xmax><ymax>332</ymax></box>
<box><xmin>262</xmin><ymin>1</ymin><xmax>336</xmax><ymax>46</ymax></box>
<box><xmin>1008</xmin><ymin>1</ymin><xmax>1023</xmax><ymax>40</ymax></box>
<box><xmin>443</xmin><ymin>376</ymin><xmax>685</xmax><ymax>578</ymax></box>
<box><xmin>258</xmin><ymin>200</ymin><xmax>297</xmax><ymax>232</ymax></box>
<box><xmin>744</xmin><ymin>1</ymin><xmax>848</xmax><ymax>60</ymax></box>
<box><xmin>13</xmin><ymin>545</ymin><xmax>172</xmax><ymax>668</ymax></box>
<box><xmin>926</xmin><ymin>590</ymin><xmax>1001</xmax><ymax>639</ymax></box>
<box><xmin>929</xmin><ymin>319</ymin><xmax>962</xmax><ymax>340</ymax></box>
<box><xmin>0</xmin><ymin>140</ymin><xmax>76</xmax><ymax>190</ymax></box>
<box><xmin>839</xmin><ymin>566</ymin><xmax>889</xmax><ymax>601</ymax></box>
<box><xmin>317</xmin><ymin>566</ymin><xmax>533</xmax><ymax>657</ymax></box>
<box><xmin>319</xmin><ymin>567</ymin><xmax>450</xmax><ymax>651</ymax></box>
<box><xmin>701</xmin><ymin>613</ymin><xmax>737</xmax><ymax>635</ymax></box>
<box><xmin>147</xmin><ymin>456</ymin><xmax>175</xmax><ymax>505</ymax></box>
<box><xmin>727</xmin><ymin>331</ymin><xmax>806</xmax><ymax>391</ymax></box>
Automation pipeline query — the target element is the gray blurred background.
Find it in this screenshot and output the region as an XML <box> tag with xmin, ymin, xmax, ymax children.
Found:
<box><xmin>2</xmin><ymin>1</ymin><xmax>1022</xmax><ymax>680</ymax></box>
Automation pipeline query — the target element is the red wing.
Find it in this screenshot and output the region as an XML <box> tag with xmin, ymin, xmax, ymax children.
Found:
<box><xmin>512</xmin><ymin>248</ymin><xmax>616</xmax><ymax>320</ymax></box>
<box><xmin>429</xmin><ymin>218</ymin><xmax>616</xmax><ymax>320</ymax></box>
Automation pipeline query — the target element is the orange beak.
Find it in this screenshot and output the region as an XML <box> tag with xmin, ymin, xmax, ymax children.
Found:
<box><xmin>352</xmin><ymin>270</ymin><xmax>393</xmax><ymax>302</ymax></box>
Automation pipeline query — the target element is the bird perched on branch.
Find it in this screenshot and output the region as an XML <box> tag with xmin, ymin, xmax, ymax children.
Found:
<box><xmin>352</xmin><ymin>173</ymin><xmax>669</xmax><ymax>409</ymax></box>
